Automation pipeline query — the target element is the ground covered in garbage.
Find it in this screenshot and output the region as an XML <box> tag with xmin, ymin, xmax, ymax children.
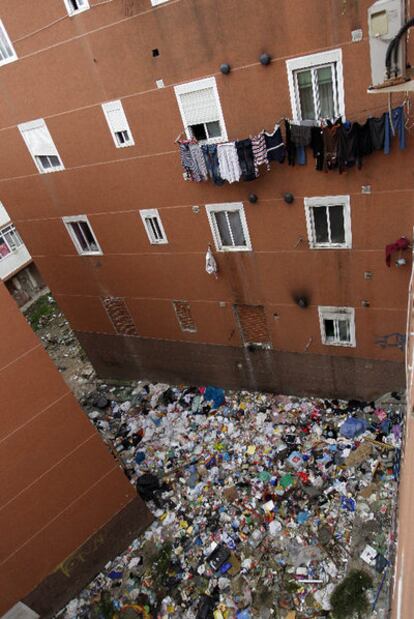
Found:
<box><xmin>57</xmin><ymin>381</ymin><xmax>403</xmax><ymax>619</ymax></box>
<box><xmin>24</xmin><ymin>296</ymin><xmax>403</xmax><ymax>618</ymax></box>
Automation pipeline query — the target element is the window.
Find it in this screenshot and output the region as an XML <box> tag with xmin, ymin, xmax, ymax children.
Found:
<box><xmin>0</xmin><ymin>20</ymin><xmax>17</xmax><ymax>66</ymax></box>
<box><xmin>63</xmin><ymin>216</ymin><xmax>102</xmax><ymax>255</ymax></box>
<box><xmin>140</xmin><ymin>209</ymin><xmax>167</xmax><ymax>244</ymax></box>
<box><xmin>18</xmin><ymin>119</ymin><xmax>64</xmax><ymax>173</ymax></box>
<box><xmin>101</xmin><ymin>100</ymin><xmax>135</xmax><ymax>148</ymax></box>
<box><xmin>206</xmin><ymin>203</ymin><xmax>251</xmax><ymax>252</ymax></box>
<box><xmin>304</xmin><ymin>195</ymin><xmax>351</xmax><ymax>249</ymax></box>
<box><xmin>0</xmin><ymin>224</ymin><xmax>23</xmax><ymax>260</ymax></box>
<box><xmin>318</xmin><ymin>306</ymin><xmax>356</xmax><ymax>347</ymax></box>
<box><xmin>286</xmin><ymin>49</ymin><xmax>345</xmax><ymax>121</ymax></box>
<box><xmin>173</xmin><ymin>301</ymin><xmax>197</xmax><ymax>332</ymax></box>
<box><xmin>174</xmin><ymin>77</ymin><xmax>227</xmax><ymax>143</ymax></box>
<box><xmin>64</xmin><ymin>0</ymin><xmax>90</xmax><ymax>15</ymax></box>
<box><xmin>151</xmin><ymin>0</ymin><xmax>170</xmax><ymax>5</ymax></box>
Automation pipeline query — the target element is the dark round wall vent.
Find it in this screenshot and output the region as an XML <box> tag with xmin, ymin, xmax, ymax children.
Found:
<box><xmin>220</xmin><ymin>63</ymin><xmax>231</xmax><ymax>74</ymax></box>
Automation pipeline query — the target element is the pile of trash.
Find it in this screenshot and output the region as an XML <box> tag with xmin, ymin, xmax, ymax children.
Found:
<box><xmin>59</xmin><ymin>383</ymin><xmax>404</xmax><ymax>618</ymax></box>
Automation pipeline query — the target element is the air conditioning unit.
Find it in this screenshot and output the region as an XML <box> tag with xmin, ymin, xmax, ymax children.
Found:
<box><xmin>368</xmin><ymin>0</ymin><xmax>406</xmax><ymax>87</ymax></box>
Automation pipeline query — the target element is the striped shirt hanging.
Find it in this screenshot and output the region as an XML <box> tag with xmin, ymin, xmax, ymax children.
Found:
<box><xmin>251</xmin><ymin>131</ymin><xmax>270</xmax><ymax>176</ymax></box>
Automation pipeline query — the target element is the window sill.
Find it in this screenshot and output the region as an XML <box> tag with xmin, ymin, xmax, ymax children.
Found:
<box><xmin>196</xmin><ymin>136</ymin><xmax>226</xmax><ymax>146</ymax></box>
<box><xmin>39</xmin><ymin>167</ymin><xmax>65</xmax><ymax>174</ymax></box>
<box><xmin>0</xmin><ymin>55</ymin><xmax>17</xmax><ymax>67</ymax></box>
<box><xmin>322</xmin><ymin>340</ymin><xmax>356</xmax><ymax>348</ymax></box>
<box><xmin>79</xmin><ymin>251</ymin><xmax>103</xmax><ymax>256</ymax></box>
<box><xmin>216</xmin><ymin>246</ymin><xmax>252</xmax><ymax>252</ymax></box>
<box><xmin>115</xmin><ymin>142</ymin><xmax>135</xmax><ymax>149</ymax></box>
<box><xmin>310</xmin><ymin>244</ymin><xmax>351</xmax><ymax>250</ymax></box>
<box><xmin>68</xmin><ymin>7</ymin><xmax>90</xmax><ymax>16</ymax></box>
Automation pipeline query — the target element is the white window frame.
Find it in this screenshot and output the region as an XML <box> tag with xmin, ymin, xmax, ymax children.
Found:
<box><xmin>286</xmin><ymin>49</ymin><xmax>345</xmax><ymax>122</ymax></box>
<box><xmin>63</xmin><ymin>0</ymin><xmax>90</xmax><ymax>16</ymax></box>
<box><xmin>101</xmin><ymin>100</ymin><xmax>135</xmax><ymax>148</ymax></box>
<box><xmin>304</xmin><ymin>195</ymin><xmax>352</xmax><ymax>249</ymax></box>
<box><xmin>0</xmin><ymin>223</ymin><xmax>23</xmax><ymax>260</ymax></box>
<box><xmin>318</xmin><ymin>306</ymin><xmax>356</xmax><ymax>347</ymax></box>
<box><xmin>62</xmin><ymin>215</ymin><xmax>103</xmax><ymax>256</ymax></box>
<box><xmin>151</xmin><ymin>0</ymin><xmax>170</xmax><ymax>5</ymax></box>
<box><xmin>18</xmin><ymin>119</ymin><xmax>65</xmax><ymax>174</ymax></box>
<box><xmin>206</xmin><ymin>202</ymin><xmax>252</xmax><ymax>252</ymax></box>
<box><xmin>174</xmin><ymin>77</ymin><xmax>228</xmax><ymax>144</ymax></box>
<box><xmin>139</xmin><ymin>209</ymin><xmax>168</xmax><ymax>245</ymax></box>
<box><xmin>0</xmin><ymin>19</ymin><xmax>17</xmax><ymax>66</ymax></box>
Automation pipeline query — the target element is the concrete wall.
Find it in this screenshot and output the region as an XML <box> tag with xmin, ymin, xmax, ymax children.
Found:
<box><xmin>0</xmin><ymin>280</ymin><xmax>151</xmax><ymax>616</ymax></box>
<box><xmin>0</xmin><ymin>0</ymin><xmax>410</xmax><ymax>395</ymax></box>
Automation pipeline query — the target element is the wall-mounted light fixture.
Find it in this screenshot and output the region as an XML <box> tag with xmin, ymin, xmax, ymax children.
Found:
<box><xmin>220</xmin><ymin>64</ymin><xmax>231</xmax><ymax>74</ymax></box>
<box><xmin>296</xmin><ymin>296</ymin><xmax>309</xmax><ymax>308</ymax></box>
<box><xmin>248</xmin><ymin>193</ymin><xmax>258</xmax><ymax>203</ymax></box>
<box><xmin>260</xmin><ymin>53</ymin><xmax>271</xmax><ymax>65</ymax></box>
<box><xmin>284</xmin><ymin>192</ymin><xmax>294</xmax><ymax>204</ymax></box>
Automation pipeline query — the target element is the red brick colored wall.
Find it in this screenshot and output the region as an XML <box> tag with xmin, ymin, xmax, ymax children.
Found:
<box><xmin>0</xmin><ymin>281</ymin><xmax>139</xmax><ymax>614</ymax></box>
<box><xmin>0</xmin><ymin>0</ymin><xmax>410</xmax><ymax>393</ymax></box>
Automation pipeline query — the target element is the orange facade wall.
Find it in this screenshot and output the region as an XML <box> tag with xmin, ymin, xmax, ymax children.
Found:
<box><xmin>0</xmin><ymin>279</ymin><xmax>138</xmax><ymax>614</ymax></box>
<box><xmin>0</xmin><ymin>0</ymin><xmax>410</xmax><ymax>395</ymax></box>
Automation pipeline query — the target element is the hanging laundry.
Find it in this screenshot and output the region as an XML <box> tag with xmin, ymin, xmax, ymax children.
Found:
<box><xmin>205</xmin><ymin>245</ymin><xmax>218</xmax><ymax>277</ymax></box>
<box><xmin>285</xmin><ymin>120</ymin><xmax>296</xmax><ymax>166</ymax></box>
<box><xmin>323</xmin><ymin>121</ymin><xmax>341</xmax><ymax>171</ymax></box>
<box><xmin>384</xmin><ymin>106</ymin><xmax>406</xmax><ymax>154</ymax></box>
<box><xmin>201</xmin><ymin>144</ymin><xmax>225</xmax><ymax>186</ymax></box>
<box><xmin>310</xmin><ymin>126</ymin><xmax>324</xmax><ymax>171</ymax></box>
<box><xmin>337</xmin><ymin>122</ymin><xmax>359</xmax><ymax>173</ymax></box>
<box><xmin>236</xmin><ymin>138</ymin><xmax>257</xmax><ymax>181</ymax></box>
<box><xmin>289</xmin><ymin>124</ymin><xmax>312</xmax><ymax>147</ymax></box>
<box><xmin>188</xmin><ymin>143</ymin><xmax>208</xmax><ymax>180</ymax></box>
<box><xmin>251</xmin><ymin>131</ymin><xmax>270</xmax><ymax>176</ymax></box>
<box><xmin>178</xmin><ymin>141</ymin><xmax>200</xmax><ymax>181</ymax></box>
<box><xmin>264</xmin><ymin>124</ymin><xmax>285</xmax><ymax>163</ymax></box>
<box><xmin>217</xmin><ymin>142</ymin><xmax>242</xmax><ymax>183</ymax></box>
<box><xmin>385</xmin><ymin>237</ymin><xmax>410</xmax><ymax>267</ymax></box>
<box><xmin>355</xmin><ymin>120</ymin><xmax>373</xmax><ymax>164</ymax></box>
<box><xmin>367</xmin><ymin>113</ymin><xmax>386</xmax><ymax>150</ymax></box>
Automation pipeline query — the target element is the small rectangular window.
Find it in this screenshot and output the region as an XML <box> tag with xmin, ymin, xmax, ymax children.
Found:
<box><xmin>174</xmin><ymin>77</ymin><xmax>227</xmax><ymax>144</ymax></box>
<box><xmin>304</xmin><ymin>195</ymin><xmax>351</xmax><ymax>249</ymax></box>
<box><xmin>173</xmin><ymin>301</ymin><xmax>197</xmax><ymax>332</ymax></box>
<box><xmin>0</xmin><ymin>223</ymin><xmax>23</xmax><ymax>255</ymax></box>
<box><xmin>64</xmin><ymin>0</ymin><xmax>90</xmax><ymax>15</ymax></box>
<box><xmin>0</xmin><ymin>223</ymin><xmax>22</xmax><ymax>260</ymax></box>
<box><xmin>318</xmin><ymin>306</ymin><xmax>356</xmax><ymax>347</ymax></box>
<box><xmin>206</xmin><ymin>202</ymin><xmax>252</xmax><ymax>252</ymax></box>
<box><xmin>18</xmin><ymin>119</ymin><xmax>64</xmax><ymax>174</ymax></box>
<box><xmin>286</xmin><ymin>49</ymin><xmax>344</xmax><ymax>122</ymax></box>
<box><xmin>102</xmin><ymin>100</ymin><xmax>135</xmax><ymax>148</ymax></box>
<box><xmin>63</xmin><ymin>216</ymin><xmax>102</xmax><ymax>255</ymax></box>
<box><xmin>139</xmin><ymin>209</ymin><xmax>168</xmax><ymax>244</ymax></box>
<box><xmin>0</xmin><ymin>20</ymin><xmax>17</xmax><ymax>66</ymax></box>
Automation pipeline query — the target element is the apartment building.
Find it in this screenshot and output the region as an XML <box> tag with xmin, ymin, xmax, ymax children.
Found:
<box><xmin>0</xmin><ymin>0</ymin><xmax>410</xmax><ymax>399</ymax></box>
<box><xmin>0</xmin><ymin>277</ymin><xmax>152</xmax><ymax>616</ymax></box>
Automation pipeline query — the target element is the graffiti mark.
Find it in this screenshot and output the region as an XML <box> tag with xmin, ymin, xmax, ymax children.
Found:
<box><xmin>375</xmin><ymin>333</ymin><xmax>406</xmax><ymax>351</ymax></box>
<box><xmin>55</xmin><ymin>532</ymin><xmax>105</xmax><ymax>578</ymax></box>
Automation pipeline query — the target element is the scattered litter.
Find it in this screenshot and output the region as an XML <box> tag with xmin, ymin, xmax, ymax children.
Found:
<box><xmin>54</xmin><ymin>382</ymin><xmax>403</xmax><ymax>618</ymax></box>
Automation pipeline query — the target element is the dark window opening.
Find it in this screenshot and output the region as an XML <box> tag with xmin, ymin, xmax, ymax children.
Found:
<box><xmin>189</xmin><ymin>123</ymin><xmax>207</xmax><ymax>141</ymax></box>
<box><xmin>324</xmin><ymin>319</ymin><xmax>335</xmax><ymax>340</ymax></box>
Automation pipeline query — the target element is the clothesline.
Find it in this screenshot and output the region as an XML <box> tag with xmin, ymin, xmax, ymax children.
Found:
<box><xmin>177</xmin><ymin>105</ymin><xmax>407</xmax><ymax>185</ymax></box>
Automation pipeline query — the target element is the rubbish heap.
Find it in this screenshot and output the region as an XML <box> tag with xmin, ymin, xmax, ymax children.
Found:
<box><xmin>59</xmin><ymin>382</ymin><xmax>404</xmax><ymax>618</ymax></box>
